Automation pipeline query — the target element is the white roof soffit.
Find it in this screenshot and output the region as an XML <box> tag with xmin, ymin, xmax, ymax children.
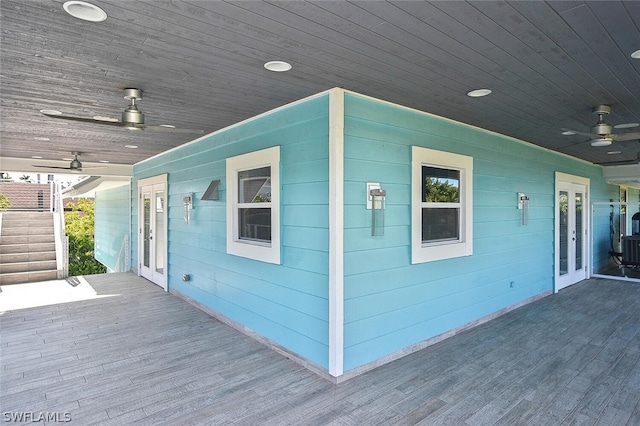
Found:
<box><xmin>63</xmin><ymin>175</ymin><xmax>131</xmax><ymax>198</ymax></box>
<box><xmin>603</xmin><ymin>164</ymin><xmax>640</xmax><ymax>188</ymax></box>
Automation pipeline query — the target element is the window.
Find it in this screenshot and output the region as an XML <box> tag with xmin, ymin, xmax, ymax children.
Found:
<box><xmin>226</xmin><ymin>146</ymin><xmax>280</xmax><ymax>264</ymax></box>
<box><xmin>412</xmin><ymin>146</ymin><xmax>473</xmax><ymax>264</ymax></box>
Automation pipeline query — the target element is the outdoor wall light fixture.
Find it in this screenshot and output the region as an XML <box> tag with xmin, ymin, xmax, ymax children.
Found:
<box><xmin>183</xmin><ymin>193</ymin><xmax>193</xmax><ymax>224</ymax></box>
<box><xmin>518</xmin><ymin>192</ymin><xmax>529</xmax><ymax>225</ymax></box>
<box><xmin>368</xmin><ymin>183</ymin><xmax>386</xmax><ymax>236</ymax></box>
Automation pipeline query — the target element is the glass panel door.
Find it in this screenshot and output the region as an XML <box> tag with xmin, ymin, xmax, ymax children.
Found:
<box><xmin>138</xmin><ymin>177</ymin><xmax>167</xmax><ymax>291</ymax></box>
<box><xmin>556</xmin><ymin>178</ymin><xmax>588</xmax><ymax>292</ymax></box>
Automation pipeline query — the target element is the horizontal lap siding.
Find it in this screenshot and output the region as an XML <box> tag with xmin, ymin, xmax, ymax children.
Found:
<box><xmin>133</xmin><ymin>95</ymin><xmax>331</xmax><ymax>368</ymax></box>
<box><xmin>94</xmin><ymin>184</ymin><xmax>130</xmax><ymax>272</ymax></box>
<box><xmin>342</xmin><ymin>93</ymin><xmax>618</xmax><ymax>371</ymax></box>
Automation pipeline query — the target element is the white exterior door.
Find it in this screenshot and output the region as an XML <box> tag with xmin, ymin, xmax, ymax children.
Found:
<box><xmin>556</xmin><ymin>173</ymin><xmax>589</xmax><ymax>292</ymax></box>
<box><xmin>138</xmin><ymin>175</ymin><xmax>167</xmax><ymax>291</ymax></box>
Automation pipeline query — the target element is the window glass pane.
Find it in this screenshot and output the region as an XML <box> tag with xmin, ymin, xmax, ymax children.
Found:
<box><xmin>239</xmin><ymin>166</ymin><xmax>271</xmax><ymax>203</ymax></box>
<box><xmin>559</xmin><ymin>191</ymin><xmax>568</xmax><ymax>276</ymax></box>
<box><xmin>155</xmin><ymin>191</ymin><xmax>165</xmax><ymax>275</ymax></box>
<box><xmin>422</xmin><ymin>208</ymin><xmax>459</xmax><ymax>243</ymax></box>
<box><xmin>143</xmin><ymin>194</ymin><xmax>151</xmax><ymax>268</ymax></box>
<box><xmin>423</xmin><ymin>166</ymin><xmax>460</xmax><ymax>202</ymax></box>
<box><xmin>575</xmin><ymin>192</ymin><xmax>583</xmax><ymax>271</ymax></box>
<box><xmin>239</xmin><ymin>208</ymin><xmax>271</xmax><ymax>242</ymax></box>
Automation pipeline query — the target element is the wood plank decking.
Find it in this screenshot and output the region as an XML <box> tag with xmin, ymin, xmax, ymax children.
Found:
<box><xmin>1</xmin><ymin>273</ymin><xmax>639</xmax><ymax>425</ymax></box>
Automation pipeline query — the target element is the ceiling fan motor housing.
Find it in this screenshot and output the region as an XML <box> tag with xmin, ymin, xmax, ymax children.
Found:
<box><xmin>70</xmin><ymin>158</ymin><xmax>82</xmax><ymax>169</ymax></box>
<box><xmin>591</xmin><ymin>104</ymin><xmax>612</xmax><ymax>135</ymax></box>
<box><xmin>122</xmin><ymin>88</ymin><xmax>145</xmax><ymax>127</ymax></box>
<box><xmin>122</xmin><ymin>105</ymin><xmax>145</xmax><ymax>125</ymax></box>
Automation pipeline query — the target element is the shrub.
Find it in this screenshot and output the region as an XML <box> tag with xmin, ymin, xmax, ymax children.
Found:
<box><xmin>65</xmin><ymin>198</ymin><xmax>106</xmax><ymax>276</ymax></box>
<box><xmin>0</xmin><ymin>193</ymin><xmax>11</xmax><ymax>211</ymax></box>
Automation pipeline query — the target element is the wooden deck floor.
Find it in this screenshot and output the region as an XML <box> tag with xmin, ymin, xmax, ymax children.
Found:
<box><xmin>1</xmin><ymin>273</ymin><xmax>639</xmax><ymax>425</ymax></box>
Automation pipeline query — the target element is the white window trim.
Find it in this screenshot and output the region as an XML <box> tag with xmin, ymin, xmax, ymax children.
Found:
<box><xmin>412</xmin><ymin>146</ymin><xmax>473</xmax><ymax>264</ymax></box>
<box><xmin>226</xmin><ymin>146</ymin><xmax>280</xmax><ymax>264</ymax></box>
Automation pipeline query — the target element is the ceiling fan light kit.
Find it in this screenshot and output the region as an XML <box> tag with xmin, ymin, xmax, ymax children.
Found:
<box><xmin>590</xmin><ymin>138</ymin><xmax>613</xmax><ymax>147</ymax></box>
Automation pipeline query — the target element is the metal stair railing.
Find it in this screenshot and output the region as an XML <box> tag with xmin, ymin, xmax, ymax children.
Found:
<box><xmin>52</xmin><ymin>181</ymin><xmax>69</xmax><ymax>278</ymax></box>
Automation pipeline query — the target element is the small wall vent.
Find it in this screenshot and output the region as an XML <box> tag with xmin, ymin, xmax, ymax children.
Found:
<box><xmin>201</xmin><ymin>179</ymin><xmax>220</xmax><ymax>201</ymax></box>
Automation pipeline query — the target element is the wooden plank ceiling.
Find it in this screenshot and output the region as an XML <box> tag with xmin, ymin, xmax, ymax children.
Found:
<box><xmin>1</xmin><ymin>0</ymin><xmax>639</xmax><ymax>174</ymax></box>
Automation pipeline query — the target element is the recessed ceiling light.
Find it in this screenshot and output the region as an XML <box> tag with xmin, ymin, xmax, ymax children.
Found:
<box><xmin>264</xmin><ymin>60</ymin><xmax>292</xmax><ymax>72</ymax></box>
<box><xmin>99</xmin><ymin>160</ymin><xmax>110</xmax><ymax>163</ymax></box>
<box><xmin>63</xmin><ymin>1</ymin><xmax>107</xmax><ymax>22</ymax></box>
<box><xmin>93</xmin><ymin>115</ymin><xmax>119</xmax><ymax>122</ymax></box>
<box><xmin>33</xmin><ymin>137</ymin><xmax>50</xmax><ymax>141</ymax></box>
<box><xmin>125</xmin><ymin>145</ymin><xmax>138</xmax><ymax>149</ymax></box>
<box><xmin>40</xmin><ymin>109</ymin><xmax>62</xmax><ymax>115</ymax></box>
<box><xmin>562</xmin><ymin>130</ymin><xmax>576</xmax><ymax>135</ymax></box>
<box><xmin>31</xmin><ymin>156</ymin><xmax>43</xmax><ymax>159</ymax></box>
<box><xmin>614</xmin><ymin>122</ymin><xmax>639</xmax><ymax>129</ymax></box>
<box><xmin>607</xmin><ymin>151</ymin><xmax>621</xmax><ymax>155</ymax></box>
<box><xmin>631</xmin><ymin>50</ymin><xmax>640</xmax><ymax>59</ymax></box>
<box><xmin>591</xmin><ymin>138</ymin><xmax>613</xmax><ymax>147</ymax></box>
<box><xmin>159</xmin><ymin>124</ymin><xmax>176</xmax><ymax>128</ymax></box>
<box><xmin>466</xmin><ymin>88</ymin><xmax>492</xmax><ymax>98</ymax></box>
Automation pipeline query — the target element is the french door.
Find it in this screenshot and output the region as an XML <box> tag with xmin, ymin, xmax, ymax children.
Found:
<box><xmin>138</xmin><ymin>175</ymin><xmax>167</xmax><ymax>291</ymax></box>
<box><xmin>555</xmin><ymin>173</ymin><xmax>589</xmax><ymax>292</ymax></box>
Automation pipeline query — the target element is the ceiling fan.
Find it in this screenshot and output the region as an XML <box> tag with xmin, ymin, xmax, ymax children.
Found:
<box><xmin>563</xmin><ymin>105</ymin><xmax>640</xmax><ymax>147</ymax></box>
<box><xmin>40</xmin><ymin>88</ymin><xmax>204</xmax><ymax>134</ymax></box>
<box><xmin>33</xmin><ymin>152</ymin><xmax>107</xmax><ymax>173</ymax></box>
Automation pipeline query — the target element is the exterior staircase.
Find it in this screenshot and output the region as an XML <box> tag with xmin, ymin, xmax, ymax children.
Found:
<box><xmin>0</xmin><ymin>212</ymin><xmax>59</xmax><ymax>285</ymax></box>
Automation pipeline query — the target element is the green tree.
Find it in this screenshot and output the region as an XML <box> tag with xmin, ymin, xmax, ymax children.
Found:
<box><xmin>0</xmin><ymin>193</ymin><xmax>11</xmax><ymax>211</ymax></box>
<box><xmin>65</xmin><ymin>198</ymin><xmax>106</xmax><ymax>276</ymax></box>
<box><xmin>19</xmin><ymin>175</ymin><xmax>31</xmax><ymax>182</ymax></box>
<box><xmin>424</xmin><ymin>177</ymin><xmax>459</xmax><ymax>202</ymax></box>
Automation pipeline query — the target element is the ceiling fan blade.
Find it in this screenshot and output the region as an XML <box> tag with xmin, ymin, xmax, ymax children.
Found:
<box><xmin>41</xmin><ymin>112</ymin><xmax>126</xmax><ymax>127</ymax></box>
<box><xmin>144</xmin><ymin>125</ymin><xmax>204</xmax><ymax>134</ymax></box>
<box><xmin>32</xmin><ymin>165</ymin><xmax>71</xmax><ymax>170</ymax></box>
<box><xmin>562</xmin><ymin>128</ymin><xmax>597</xmax><ymax>138</ymax></box>
<box><xmin>611</xmin><ymin>132</ymin><xmax>640</xmax><ymax>142</ymax></box>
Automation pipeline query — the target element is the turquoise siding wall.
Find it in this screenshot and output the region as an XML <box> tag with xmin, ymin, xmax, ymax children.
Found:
<box><xmin>132</xmin><ymin>95</ymin><xmax>331</xmax><ymax>368</ymax></box>
<box><xmin>341</xmin><ymin>93</ymin><xmax>618</xmax><ymax>371</ymax></box>
<box><xmin>94</xmin><ymin>184</ymin><xmax>131</xmax><ymax>272</ymax></box>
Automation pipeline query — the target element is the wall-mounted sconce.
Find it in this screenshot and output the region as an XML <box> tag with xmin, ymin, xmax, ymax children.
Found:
<box><xmin>370</xmin><ymin>187</ymin><xmax>386</xmax><ymax>236</ymax></box>
<box><xmin>183</xmin><ymin>193</ymin><xmax>193</xmax><ymax>224</ymax></box>
<box><xmin>518</xmin><ymin>192</ymin><xmax>529</xmax><ymax>225</ymax></box>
